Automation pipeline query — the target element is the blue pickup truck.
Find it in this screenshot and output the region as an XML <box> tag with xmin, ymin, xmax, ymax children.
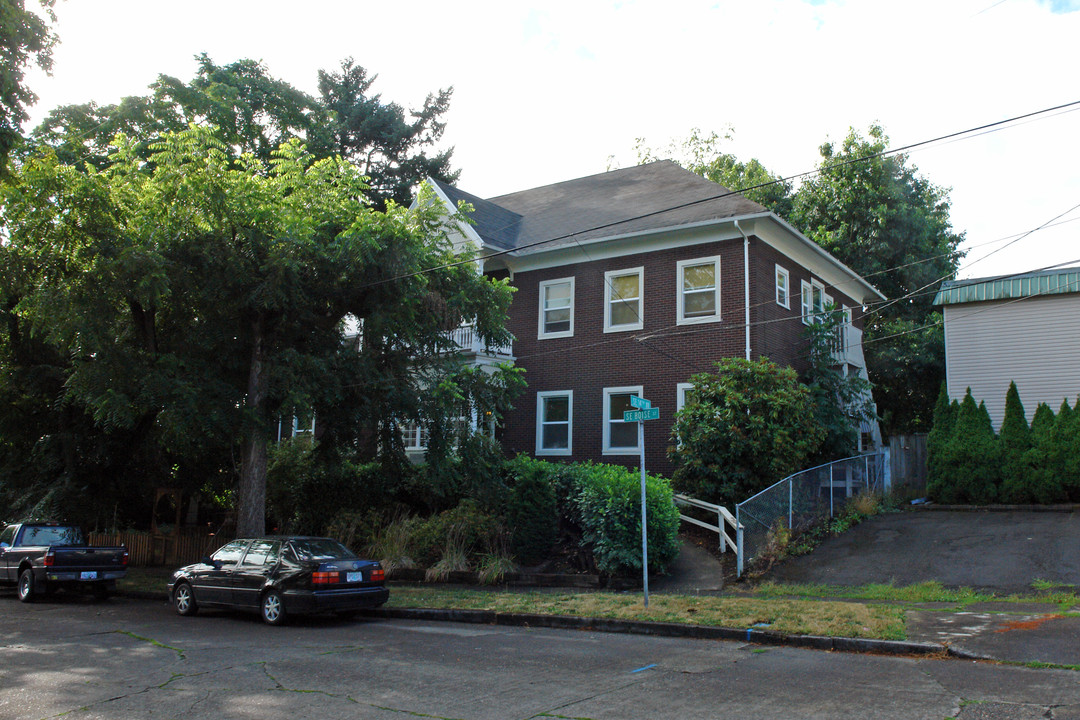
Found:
<box><xmin>0</xmin><ymin>522</ymin><xmax>128</xmax><ymax>602</ymax></box>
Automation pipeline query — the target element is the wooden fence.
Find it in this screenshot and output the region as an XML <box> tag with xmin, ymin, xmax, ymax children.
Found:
<box><xmin>889</xmin><ymin>433</ymin><xmax>928</xmax><ymax>492</ymax></box>
<box><xmin>88</xmin><ymin>531</ymin><xmax>231</xmax><ymax>567</ymax></box>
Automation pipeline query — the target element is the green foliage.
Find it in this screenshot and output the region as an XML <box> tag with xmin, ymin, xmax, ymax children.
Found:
<box><xmin>1021</xmin><ymin>403</ymin><xmax>1064</xmax><ymax>504</ymax></box>
<box><xmin>1</xmin><ymin>126</ymin><xmax>516</xmax><ymax>535</ymax></box>
<box><xmin>504</xmin><ymin>455</ymin><xmax>557</xmax><ymax>566</ymax></box>
<box><xmin>802</xmin><ymin>308</ymin><xmax>876</xmax><ymax>463</ymax></box>
<box><xmin>636</xmin><ymin>124</ymin><xmax>963</xmax><ymax>435</ymax></box>
<box><xmin>0</xmin><ymin>0</ymin><xmax>55</xmax><ymax>169</ymax></box>
<box><xmin>933</xmin><ymin>389</ymin><xmax>1000</xmax><ymax>504</ymax></box>
<box><xmin>926</xmin><ymin>383</ymin><xmax>956</xmax><ymax>497</ymax></box>
<box><xmin>634</xmin><ymin>128</ymin><xmax>793</xmax><ymax>215</ymax></box>
<box><xmin>409</xmin><ymin>500</ymin><xmax>502</xmax><ymax>568</ymax></box>
<box><xmin>670</xmin><ymin>357</ymin><xmax>824</xmax><ymax>507</ymax></box>
<box><xmin>791</xmin><ymin>125</ymin><xmax>963</xmax><ymax>434</ymax></box>
<box><xmin>31</xmin><ymin>55</ymin><xmax>455</xmax><ymax>208</ymax></box>
<box><xmin>998</xmin><ymin>382</ymin><xmax>1032</xmax><ymax>502</ymax></box>
<box><xmin>562</xmin><ymin>462</ymin><xmax>681</xmax><ymax>576</ymax></box>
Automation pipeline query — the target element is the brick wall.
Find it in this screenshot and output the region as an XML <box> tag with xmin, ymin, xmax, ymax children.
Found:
<box><xmin>495</xmin><ymin>233</ymin><xmax>864</xmax><ymax>477</ymax></box>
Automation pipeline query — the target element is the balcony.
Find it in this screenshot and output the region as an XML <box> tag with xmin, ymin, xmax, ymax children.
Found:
<box><xmin>448</xmin><ymin>324</ymin><xmax>514</xmax><ymax>359</ymax></box>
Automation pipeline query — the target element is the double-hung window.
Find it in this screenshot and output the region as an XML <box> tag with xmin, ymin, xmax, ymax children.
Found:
<box><xmin>604</xmin><ymin>267</ymin><xmax>644</xmax><ymax>332</ymax></box>
<box><xmin>538</xmin><ymin>278</ymin><xmax>574</xmax><ymax>339</ymax></box>
<box><xmin>775</xmin><ymin>265</ymin><xmax>790</xmax><ymax>309</ymax></box>
<box><xmin>401</xmin><ymin>420</ymin><xmax>428</xmax><ymax>451</ymax></box>
<box><xmin>603</xmin><ymin>386</ymin><xmax>644</xmax><ymax>454</ymax></box>
<box><xmin>801</xmin><ymin>278</ymin><xmax>826</xmax><ymax>324</ymax></box>
<box><xmin>677</xmin><ymin>257</ymin><xmax>721</xmax><ymax>324</ymax></box>
<box><xmin>536</xmin><ymin>391</ymin><xmax>572</xmax><ymax>455</ymax></box>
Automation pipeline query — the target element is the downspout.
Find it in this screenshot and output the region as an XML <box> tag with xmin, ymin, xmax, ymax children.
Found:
<box><xmin>734</xmin><ymin>220</ymin><xmax>751</xmax><ymax>361</ymax></box>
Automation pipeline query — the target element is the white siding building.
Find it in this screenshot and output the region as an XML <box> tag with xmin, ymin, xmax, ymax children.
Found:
<box><xmin>935</xmin><ymin>268</ymin><xmax>1080</xmax><ymax>429</ymax></box>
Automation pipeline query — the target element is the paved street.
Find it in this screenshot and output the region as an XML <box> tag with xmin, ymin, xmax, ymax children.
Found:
<box><xmin>4</xmin><ymin>593</ymin><xmax>1080</xmax><ymax>720</ymax></box>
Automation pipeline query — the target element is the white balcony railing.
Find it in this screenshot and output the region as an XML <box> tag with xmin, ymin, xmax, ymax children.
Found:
<box><xmin>448</xmin><ymin>324</ymin><xmax>513</xmax><ymax>358</ymax></box>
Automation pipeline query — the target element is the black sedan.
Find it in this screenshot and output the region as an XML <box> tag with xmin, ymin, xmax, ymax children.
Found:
<box><xmin>168</xmin><ymin>536</ymin><xmax>388</xmax><ymax>625</ymax></box>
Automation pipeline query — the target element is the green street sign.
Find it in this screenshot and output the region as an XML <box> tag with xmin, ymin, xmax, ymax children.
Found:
<box><xmin>623</xmin><ymin>408</ymin><xmax>660</xmax><ymax>422</ymax></box>
<box><xmin>629</xmin><ymin>396</ymin><xmax>652</xmax><ymax>410</ymax></box>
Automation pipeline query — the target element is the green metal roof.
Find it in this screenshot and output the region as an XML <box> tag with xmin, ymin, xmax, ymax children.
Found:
<box><xmin>934</xmin><ymin>267</ymin><xmax>1080</xmax><ymax>306</ymax></box>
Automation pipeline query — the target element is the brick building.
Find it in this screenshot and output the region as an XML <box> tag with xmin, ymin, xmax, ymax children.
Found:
<box><xmin>425</xmin><ymin>161</ymin><xmax>885</xmax><ymax>475</ymax></box>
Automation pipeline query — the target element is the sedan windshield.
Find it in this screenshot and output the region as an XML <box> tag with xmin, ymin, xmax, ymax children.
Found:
<box><xmin>289</xmin><ymin>538</ymin><xmax>356</xmax><ymax>561</ymax></box>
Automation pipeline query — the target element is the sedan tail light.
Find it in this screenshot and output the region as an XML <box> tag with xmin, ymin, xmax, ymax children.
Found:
<box><xmin>371</xmin><ymin>568</ymin><xmax>385</xmax><ymax>582</ymax></box>
<box><xmin>312</xmin><ymin>571</ymin><xmax>340</xmax><ymax>585</ymax></box>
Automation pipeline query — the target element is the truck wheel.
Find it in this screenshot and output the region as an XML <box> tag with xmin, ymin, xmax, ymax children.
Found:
<box><xmin>260</xmin><ymin>589</ymin><xmax>286</xmax><ymax>626</ymax></box>
<box><xmin>172</xmin><ymin>582</ymin><xmax>198</xmax><ymax>616</ymax></box>
<box><xmin>17</xmin><ymin>569</ymin><xmax>37</xmax><ymax>603</ymax></box>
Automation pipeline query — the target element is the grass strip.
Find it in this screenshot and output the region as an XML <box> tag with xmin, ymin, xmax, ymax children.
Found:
<box><xmin>386</xmin><ymin>586</ymin><xmax>907</xmax><ymax>640</ymax></box>
<box><xmin>750</xmin><ymin>580</ymin><xmax>1080</xmax><ymax>610</ymax></box>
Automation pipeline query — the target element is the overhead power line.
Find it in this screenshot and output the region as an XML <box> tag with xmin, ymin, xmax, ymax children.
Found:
<box><xmin>357</xmin><ymin>98</ymin><xmax>1080</xmax><ymax>290</ymax></box>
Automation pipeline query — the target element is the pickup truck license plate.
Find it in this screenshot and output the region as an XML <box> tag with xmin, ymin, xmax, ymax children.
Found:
<box><xmin>80</xmin><ymin>571</ymin><xmax>98</xmax><ymax>580</ymax></box>
<box><xmin>346</xmin><ymin>571</ymin><xmax>362</xmax><ymax>583</ymax></box>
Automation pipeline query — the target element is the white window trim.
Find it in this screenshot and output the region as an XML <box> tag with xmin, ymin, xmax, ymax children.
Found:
<box><xmin>676</xmin><ymin>256</ymin><xmax>721</xmax><ymax>326</ymax></box>
<box><xmin>535</xmin><ymin>390</ymin><xmax>573</xmax><ymax>456</ymax></box>
<box><xmin>800</xmin><ymin>280</ymin><xmax>813</xmax><ymax>325</ymax></box>
<box><xmin>676</xmin><ymin>383</ymin><xmax>694</xmax><ymax>413</ymax></box>
<box><xmin>603</xmin><ymin>266</ymin><xmax>644</xmax><ymax>333</ymax></box>
<box><xmin>537</xmin><ymin>277</ymin><xmax>575</xmax><ymax>340</ymax></box>
<box><xmin>603</xmin><ymin>385</ymin><xmax>644</xmax><ymax>455</ymax></box>
<box><xmin>401</xmin><ymin>420</ymin><xmax>427</xmax><ymax>453</ymax></box>
<box><xmin>775</xmin><ymin>265</ymin><xmax>790</xmax><ymax>309</ymax></box>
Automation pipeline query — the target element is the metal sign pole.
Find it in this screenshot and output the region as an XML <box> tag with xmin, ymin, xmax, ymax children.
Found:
<box><xmin>639</xmin><ymin>418</ymin><xmax>648</xmax><ymax>608</ymax></box>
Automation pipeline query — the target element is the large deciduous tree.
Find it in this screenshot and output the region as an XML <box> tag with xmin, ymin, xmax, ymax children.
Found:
<box><xmin>31</xmin><ymin>55</ymin><xmax>456</xmax><ymax>207</ymax></box>
<box><xmin>1</xmin><ymin>127</ymin><xmax>514</xmax><ymax>536</ymax></box>
<box><xmin>0</xmin><ymin>0</ymin><xmax>55</xmax><ymax>170</ymax></box>
<box><xmin>637</xmin><ymin>125</ymin><xmax>965</xmax><ymax>435</ymax></box>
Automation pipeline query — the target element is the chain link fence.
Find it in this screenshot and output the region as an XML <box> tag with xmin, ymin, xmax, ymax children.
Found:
<box><xmin>735</xmin><ymin>452</ymin><xmax>886</xmax><ymax>574</ymax></box>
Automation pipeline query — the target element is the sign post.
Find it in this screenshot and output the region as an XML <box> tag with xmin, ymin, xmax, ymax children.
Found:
<box><xmin>624</xmin><ymin>395</ymin><xmax>659</xmax><ymax>608</ymax></box>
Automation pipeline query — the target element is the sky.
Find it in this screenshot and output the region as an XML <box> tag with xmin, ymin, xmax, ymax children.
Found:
<box><xmin>22</xmin><ymin>0</ymin><xmax>1080</xmax><ymax>282</ymax></box>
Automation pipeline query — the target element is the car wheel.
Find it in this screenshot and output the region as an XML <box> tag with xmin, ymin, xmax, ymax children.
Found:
<box><xmin>173</xmin><ymin>582</ymin><xmax>198</xmax><ymax>617</ymax></box>
<box><xmin>17</xmin><ymin>569</ymin><xmax>36</xmax><ymax>603</ymax></box>
<box><xmin>260</xmin><ymin>589</ymin><xmax>286</xmax><ymax>626</ymax></box>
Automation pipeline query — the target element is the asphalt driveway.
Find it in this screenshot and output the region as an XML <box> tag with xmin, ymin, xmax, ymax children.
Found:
<box><xmin>763</xmin><ymin>510</ymin><xmax>1080</xmax><ymax>593</ymax></box>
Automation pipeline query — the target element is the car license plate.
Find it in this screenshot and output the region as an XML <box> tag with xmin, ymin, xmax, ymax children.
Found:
<box><xmin>80</xmin><ymin>571</ymin><xmax>97</xmax><ymax>580</ymax></box>
<box><xmin>346</xmin><ymin>571</ymin><xmax>362</xmax><ymax>583</ymax></box>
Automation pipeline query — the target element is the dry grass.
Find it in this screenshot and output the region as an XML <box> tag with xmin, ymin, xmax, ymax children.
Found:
<box><xmin>386</xmin><ymin>587</ymin><xmax>907</xmax><ymax>640</ymax></box>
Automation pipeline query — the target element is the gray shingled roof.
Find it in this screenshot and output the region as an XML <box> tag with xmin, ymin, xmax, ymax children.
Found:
<box><xmin>934</xmin><ymin>266</ymin><xmax>1080</xmax><ymax>306</ymax></box>
<box><xmin>435</xmin><ymin>160</ymin><xmax>766</xmax><ymax>254</ymax></box>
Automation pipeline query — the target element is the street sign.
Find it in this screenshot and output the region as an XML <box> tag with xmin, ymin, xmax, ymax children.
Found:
<box><xmin>623</xmin><ymin>408</ymin><xmax>660</xmax><ymax>422</ymax></box>
<box><xmin>629</xmin><ymin>396</ymin><xmax>652</xmax><ymax>410</ymax></box>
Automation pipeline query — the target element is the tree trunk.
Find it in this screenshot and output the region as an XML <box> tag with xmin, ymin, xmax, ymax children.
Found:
<box><xmin>237</xmin><ymin>314</ymin><xmax>268</xmax><ymax>537</ymax></box>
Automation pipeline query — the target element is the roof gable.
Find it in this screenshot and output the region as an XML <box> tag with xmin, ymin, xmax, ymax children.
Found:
<box><xmin>451</xmin><ymin>160</ymin><xmax>765</xmax><ymax>253</ymax></box>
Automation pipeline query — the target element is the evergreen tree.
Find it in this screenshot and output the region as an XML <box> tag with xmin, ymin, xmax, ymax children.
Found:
<box><xmin>998</xmin><ymin>382</ymin><xmax>1031</xmax><ymax>503</ymax></box>
<box><xmin>1022</xmin><ymin>403</ymin><xmax>1062</xmax><ymax>504</ymax></box>
<box><xmin>926</xmin><ymin>383</ymin><xmax>956</xmax><ymax>499</ymax></box>
<box><xmin>939</xmin><ymin>389</ymin><xmax>999</xmax><ymax>504</ymax></box>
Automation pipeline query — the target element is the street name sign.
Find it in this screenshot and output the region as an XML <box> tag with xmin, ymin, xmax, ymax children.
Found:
<box><xmin>623</xmin><ymin>408</ymin><xmax>660</xmax><ymax>422</ymax></box>
<box><xmin>629</xmin><ymin>396</ymin><xmax>652</xmax><ymax>410</ymax></box>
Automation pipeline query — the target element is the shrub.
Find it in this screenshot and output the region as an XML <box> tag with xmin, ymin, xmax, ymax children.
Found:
<box><xmin>563</xmin><ymin>462</ymin><xmax>681</xmax><ymax>576</ymax></box>
<box><xmin>409</xmin><ymin>499</ymin><xmax>501</xmax><ymax>567</ymax></box>
<box><xmin>935</xmin><ymin>389</ymin><xmax>1000</xmax><ymax>504</ymax></box>
<box><xmin>1022</xmin><ymin>403</ymin><xmax>1064</xmax><ymax>503</ymax></box>
<box><xmin>670</xmin><ymin>357</ymin><xmax>824</xmax><ymax>507</ymax></box>
<box><xmin>998</xmin><ymin>382</ymin><xmax>1032</xmax><ymax>503</ymax></box>
<box><xmin>504</xmin><ymin>455</ymin><xmax>557</xmax><ymax>566</ymax></box>
<box><xmin>926</xmin><ymin>383</ymin><xmax>957</xmax><ymax>499</ymax></box>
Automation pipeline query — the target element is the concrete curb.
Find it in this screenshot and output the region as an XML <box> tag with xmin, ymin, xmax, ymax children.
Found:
<box><xmin>117</xmin><ymin>589</ymin><xmax>957</xmax><ymax>659</ymax></box>
<box><xmin>910</xmin><ymin>504</ymin><xmax>1080</xmax><ymax>512</ymax></box>
<box><xmin>366</xmin><ymin>606</ymin><xmax>946</xmax><ymax>658</ymax></box>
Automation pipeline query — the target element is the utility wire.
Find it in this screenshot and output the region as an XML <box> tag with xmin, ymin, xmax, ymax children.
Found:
<box><xmin>357</xmin><ymin>99</ymin><xmax>1080</xmax><ymax>290</ymax></box>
